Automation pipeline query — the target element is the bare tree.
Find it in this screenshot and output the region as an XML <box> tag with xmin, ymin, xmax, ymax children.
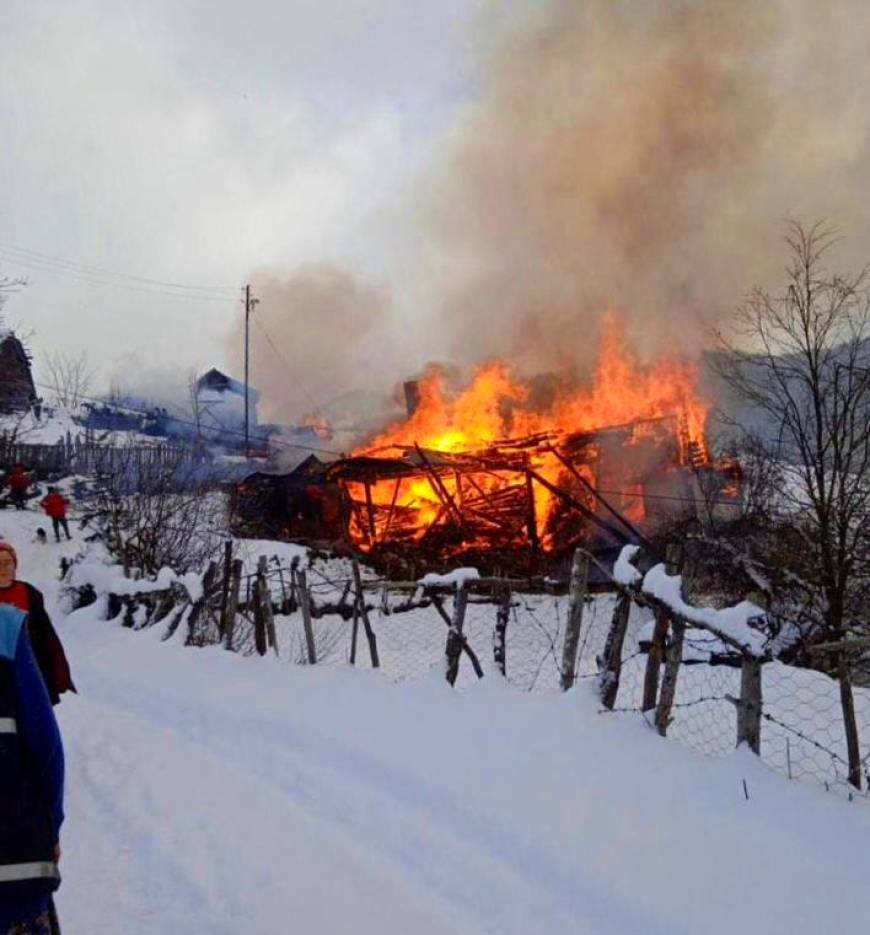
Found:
<box><xmin>43</xmin><ymin>350</ymin><xmax>95</xmax><ymax>409</ymax></box>
<box><xmin>715</xmin><ymin>220</ymin><xmax>870</xmax><ymax>787</ymax></box>
<box><xmin>85</xmin><ymin>447</ymin><xmax>226</xmax><ymax>578</ymax></box>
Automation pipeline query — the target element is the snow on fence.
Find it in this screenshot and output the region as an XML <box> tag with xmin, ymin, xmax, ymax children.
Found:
<box><xmin>67</xmin><ymin>540</ymin><xmax>870</xmax><ymax>802</ymax></box>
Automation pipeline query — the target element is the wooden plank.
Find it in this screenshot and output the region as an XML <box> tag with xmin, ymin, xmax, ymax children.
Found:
<box><xmin>600</xmin><ymin>593</ymin><xmax>632</xmax><ymax>710</ymax></box>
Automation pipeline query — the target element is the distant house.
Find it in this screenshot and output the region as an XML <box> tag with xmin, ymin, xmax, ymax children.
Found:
<box><xmin>0</xmin><ymin>331</ymin><xmax>36</xmax><ymax>413</ymax></box>
<box><xmin>195</xmin><ymin>368</ymin><xmax>260</xmax><ymax>442</ymax></box>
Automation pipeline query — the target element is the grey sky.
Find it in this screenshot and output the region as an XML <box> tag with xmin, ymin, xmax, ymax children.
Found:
<box><xmin>0</xmin><ymin>0</ymin><xmax>491</xmax><ymax>393</ymax></box>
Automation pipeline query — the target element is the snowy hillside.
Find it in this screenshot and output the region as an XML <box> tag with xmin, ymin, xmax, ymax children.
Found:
<box><xmin>1</xmin><ymin>507</ymin><xmax>869</xmax><ymax>933</ymax></box>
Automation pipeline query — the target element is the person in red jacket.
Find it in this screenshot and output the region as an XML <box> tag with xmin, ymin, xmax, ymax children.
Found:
<box><xmin>4</xmin><ymin>464</ymin><xmax>30</xmax><ymax>510</ymax></box>
<box><xmin>41</xmin><ymin>488</ymin><xmax>71</xmax><ymax>543</ymax></box>
<box><xmin>0</xmin><ymin>542</ymin><xmax>76</xmax><ymax>706</ymax></box>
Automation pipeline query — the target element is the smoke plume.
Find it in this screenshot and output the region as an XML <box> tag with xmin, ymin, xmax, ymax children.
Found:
<box><xmin>425</xmin><ymin>0</ymin><xmax>870</xmax><ymax>371</ymax></box>
<box><xmin>238</xmin><ymin>0</ymin><xmax>870</xmax><ymax>419</ymax></box>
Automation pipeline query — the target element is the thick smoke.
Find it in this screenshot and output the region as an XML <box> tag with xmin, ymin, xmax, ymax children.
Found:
<box><xmin>237</xmin><ymin>0</ymin><xmax>870</xmax><ymax>419</ymax></box>
<box><xmin>424</xmin><ymin>0</ymin><xmax>870</xmax><ymax>370</ymax></box>
<box><xmin>231</xmin><ymin>264</ymin><xmax>394</xmax><ymax>424</ymax></box>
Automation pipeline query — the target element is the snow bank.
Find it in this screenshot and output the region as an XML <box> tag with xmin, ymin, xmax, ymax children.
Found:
<box><xmin>69</xmin><ymin>559</ymin><xmax>203</xmax><ymax>602</ymax></box>
<box><xmin>642</xmin><ymin>563</ymin><xmax>769</xmax><ymax>655</ymax></box>
<box><xmin>420</xmin><ymin>567</ymin><xmax>481</xmax><ymax>587</ymax></box>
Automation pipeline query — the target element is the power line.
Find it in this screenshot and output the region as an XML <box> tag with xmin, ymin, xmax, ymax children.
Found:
<box><xmin>0</xmin><ymin>241</ymin><xmax>237</xmax><ymax>295</ymax></box>
<box><xmin>251</xmin><ymin>316</ymin><xmax>324</xmax><ymax>415</ymax></box>
<box><xmin>0</xmin><ymin>247</ymin><xmax>239</xmax><ymax>303</ymax></box>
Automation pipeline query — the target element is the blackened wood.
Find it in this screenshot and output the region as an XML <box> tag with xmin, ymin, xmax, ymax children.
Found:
<box><xmin>560</xmin><ymin>549</ymin><xmax>589</xmax><ymax>691</ymax></box>
<box><xmin>642</xmin><ymin>543</ymin><xmax>684</xmax><ymax>711</ymax></box>
<box><xmin>524</xmin><ymin>467</ymin><xmax>540</xmax><ymax>553</ymax></box>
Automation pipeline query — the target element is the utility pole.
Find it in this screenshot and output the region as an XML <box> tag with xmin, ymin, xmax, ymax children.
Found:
<box><xmin>243</xmin><ymin>283</ymin><xmax>259</xmax><ymax>457</ymax></box>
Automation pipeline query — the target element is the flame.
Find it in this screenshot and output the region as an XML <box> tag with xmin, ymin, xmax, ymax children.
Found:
<box><xmin>348</xmin><ymin>316</ymin><xmax>711</xmax><ymax>555</ymax></box>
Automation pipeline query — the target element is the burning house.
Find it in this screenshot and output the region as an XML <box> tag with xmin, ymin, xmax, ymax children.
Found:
<box><xmin>233</xmin><ymin>324</ymin><xmax>740</xmax><ymax>574</ymax></box>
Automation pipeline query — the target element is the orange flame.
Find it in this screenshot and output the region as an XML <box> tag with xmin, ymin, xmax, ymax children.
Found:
<box><xmin>350</xmin><ymin>316</ymin><xmax>710</xmax><ymax>554</ymax></box>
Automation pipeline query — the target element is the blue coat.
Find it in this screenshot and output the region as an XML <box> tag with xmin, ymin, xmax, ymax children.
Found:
<box><xmin>0</xmin><ymin>604</ymin><xmax>65</xmax><ymax>927</ymax></box>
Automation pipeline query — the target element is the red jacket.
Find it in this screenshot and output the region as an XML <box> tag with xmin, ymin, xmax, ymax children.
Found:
<box><xmin>0</xmin><ymin>580</ymin><xmax>76</xmax><ymax>704</ymax></box>
<box><xmin>41</xmin><ymin>492</ymin><xmax>69</xmax><ymax>519</ymax></box>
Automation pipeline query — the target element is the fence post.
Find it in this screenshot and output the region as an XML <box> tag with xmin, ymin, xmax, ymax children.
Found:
<box><xmin>257</xmin><ymin>555</ymin><xmax>277</xmax><ymax>656</ymax></box>
<box><xmin>186</xmin><ymin>561</ymin><xmax>218</xmax><ymax>646</ymax></box>
<box><xmin>218</xmin><ymin>540</ymin><xmax>232</xmax><ymax>639</ymax></box>
<box><xmin>349</xmin><ymin>600</ymin><xmax>360</xmax><ymax>666</ymax></box>
<box><xmin>600</xmin><ymin>593</ymin><xmax>632</xmax><ymax>710</ymax></box>
<box><xmin>837</xmin><ymin>652</ymin><xmax>863</xmax><ymax>790</ymax></box>
<box><xmin>641</xmin><ymin>542</ymin><xmax>683</xmax><ymax>712</ymax></box>
<box><xmin>296</xmin><ymin>569</ymin><xmax>318</xmax><ymax>665</ymax></box>
<box><xmin>445</xmin><ymin>584</ymin><xmax>469</xmax><ymax>686</ymax></box>
<box><xmin>493</xmin><ymin>584</ymin><xmax>510</xmax><ymax>677</ymax></box>
<box><xmin>253</xmin><ymin>558</ymin><xmax>268</xmax><ymax>656</ymax></box>
<box><xmin>560</xmin><ymin>549</ymin><xmax>589</xmax><ymax>691</ymax></box>
<box><xmin>351</xmin><ymin>557</ymin><xmax>380</xmax><ymax>668</ymax></box>
<box><xmin>654</xmin><ymin>618</ymin><xmax>685</xmax><ymax>736</ymax></box>
<box><xmin>223</xmin><ymin>559</ymin><xmax>243</xmax><ymax>651</ymax></box>
<box><xmin>736</xmin><ymin>655</ymin><xmax>763</xmax><ymax>755</ymax></box>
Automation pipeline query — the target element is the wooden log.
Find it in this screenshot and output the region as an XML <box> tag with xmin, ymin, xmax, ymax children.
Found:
<box><xmin>735</xmin><ymin>655</ymin><xmax>762</xmax><ymax>754</ymax></box>
<box><xmin>296</xmin><ymin>569</ymin><xmax>317</xmax><ymax>664</ymax></box>
<box><xmin>524</xmin><ymin>466</ymin><xmax>540</xmax><ymax>553</ymax></box>
<box><xmin>351</xmin><ymin>557</ymin><xmax>380</xmax><ymax>668</ymax></box>
<box><xmin>560</xmin><ymin>549</ymin><xmax>589</xmax><ymax>691</ymax></box>
<box><xmin>223</xmin><ymin>559</ymin><xmax>243</xmax><ymax>651</ymax></box>
<box><xmin>600</xmin><ymin>593</ymin><xmax>632</xmax><ymax>710</ymax></box>
<box><xmin>445</xmin><ymin>584</ymin><xmax>469</xmax><ymax>686</ymax></box>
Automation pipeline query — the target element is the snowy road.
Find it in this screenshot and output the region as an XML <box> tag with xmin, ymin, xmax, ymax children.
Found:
<box><xmin>2</xmin><ymin>510</ymin><xmax>869</xmax><ymax>933</ymax></box>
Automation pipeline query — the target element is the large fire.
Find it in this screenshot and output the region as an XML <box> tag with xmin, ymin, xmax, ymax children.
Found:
<box><xmin>341</xmin><ymin>318</ymin><xmax>712</xmax><ymax>562</ymax></box>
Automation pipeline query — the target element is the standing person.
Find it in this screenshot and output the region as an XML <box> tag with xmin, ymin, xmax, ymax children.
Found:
<box><xmin>0</xmin><ymin>603</ymin><xmax>65</xmax><ymax>934</ymax></box>
<box><xmin>39</xmin><ymin>491</ymin><xmax>71</xmax><ymax>544</ymax></box>
<box><xmin>0</xmin><ymin>544</ymin><xmax>75</xmax><ymax>706</ymax></box>
<box><xmin>4</xmin><ymin>466</ymin><xmax>31</xmax><ymax>511</ymax></box>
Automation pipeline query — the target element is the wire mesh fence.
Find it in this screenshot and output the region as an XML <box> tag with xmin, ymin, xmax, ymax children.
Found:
<box><xmin>93</xmin><ymin>545</ymin><xmax>870</xmax><ymax>803</ymax></box>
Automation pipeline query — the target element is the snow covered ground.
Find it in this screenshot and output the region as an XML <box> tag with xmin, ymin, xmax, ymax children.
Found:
<box><xmin>2</xmin><ymin>507</ymin><xmax>870</xmax><ymax>933</ymax></box>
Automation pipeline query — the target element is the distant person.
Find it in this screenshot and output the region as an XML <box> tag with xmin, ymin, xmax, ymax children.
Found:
<box><xmin>0</xmin><ymin>603</ymin><xmax>65</xmax><ymax>934</ymax></box>
<box><xmin>40</xmin><ymin>490</ymin><xmax>71</xmax><ymax>543</ymax></box>
<box><xmin>4</xmin><ymin>465</ymin><xmax>31</xmax><ymax>510</ymax></box>
<box><xmin>0</xmin><ymin>543</ymin><xmax>75</xmax><ymax>706</ymax></box>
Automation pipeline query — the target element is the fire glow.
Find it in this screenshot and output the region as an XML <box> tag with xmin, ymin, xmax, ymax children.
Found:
<box><xmin>343</xmin><ymin>319</ymin><xmax>713</xmax><ymax>561</ymax></box>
